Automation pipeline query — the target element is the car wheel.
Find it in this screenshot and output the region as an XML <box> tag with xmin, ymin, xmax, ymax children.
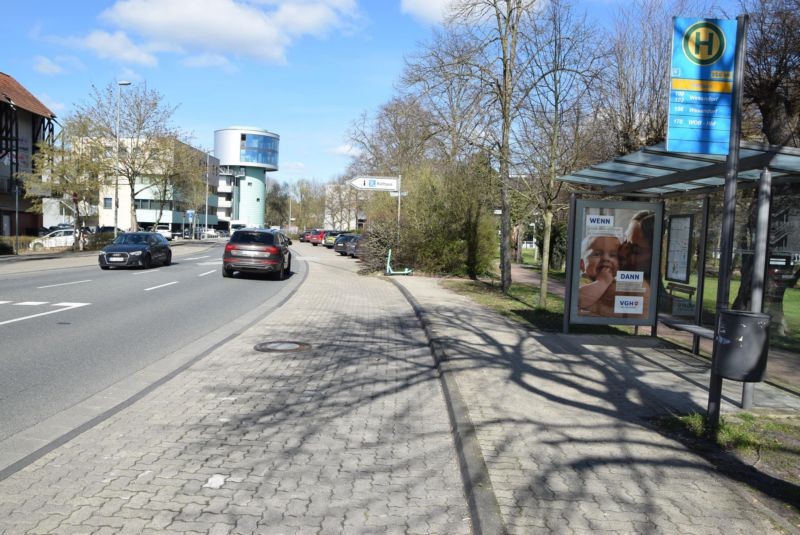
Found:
<box><xmin>286</xmin><ymin>255</ymin><xmax>292</xmax><ymax>274</ymax></box>
<box><xmin>142</xmin><ymin>254</ymin><xmax>152</xmax><ymax>269</ymax></box>
<box><xmin>163</xmin><ymin>251</ymin><xmax>172</xmax><ymax>266</ymax></box>
<box><xmin>222</xmin><ymin>266</ymin><xmax>233</xmax><ymax>278</ymax></box>
<box><xmin>273</xmin><ymin>263</ymin><xmax>285</xmax><ymax>280</ymax></box>
<box><xmin>100</xmin><ymin>265</ymin><xmax>110</xmax><ymax>270</ymax></box>
<box><xmin>33</xmin><ymin>242</ymin><xmax>43</xmax><ymax>251</ymax></box>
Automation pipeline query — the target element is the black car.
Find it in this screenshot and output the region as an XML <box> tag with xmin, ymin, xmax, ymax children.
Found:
<box><xmin>98</xmin><ymin>232</ymin><xmax>172</xmax><ymax>269</ymax></box>
<box><xmin>333</xmin><ymin>234</ymin><xmax>357</xmax><ymax>255</ymax></box>
<box><xmin>222</xmin><ymin>228</ymin><xmax>292</xmax><ymax>279</ymax></box>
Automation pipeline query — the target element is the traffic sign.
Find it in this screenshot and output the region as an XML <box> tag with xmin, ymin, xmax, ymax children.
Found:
<box><xmin>389</xmin><ymin>191</ymin><xmax>408</xmax><ymax>197</ymax></box>
<box><xmin>349</xmin><ymin>176</ymin><xmax>398</xmax><ymax>191</ymax></box>
<box><xmin>666</xmin><ymin>17</ymin><xmax>738</xmax><ymax>155</ymax></box>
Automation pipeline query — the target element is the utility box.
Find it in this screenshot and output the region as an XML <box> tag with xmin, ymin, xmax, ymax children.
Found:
<box><xmin>713</xmin><ymin>309</ymin><xmax>771</xmax><ymax>382</ymax></box>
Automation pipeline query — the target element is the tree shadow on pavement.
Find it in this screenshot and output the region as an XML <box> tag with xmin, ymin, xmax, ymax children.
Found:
<box><xmin>421</xmin><ymin>301</ymin><xmax>800</xmax><ymax>531</ymax></box>
<box><xmin>181</xmin><ymin>311</ymin><xmax>471</xmax><ymax>533</ymax></box>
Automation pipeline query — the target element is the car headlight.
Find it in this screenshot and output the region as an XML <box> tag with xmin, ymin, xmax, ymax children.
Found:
<box><xmin>129</xmin><ymin>250</ymin><xmax>143</xmax><ymax>256</ymax></box>
<box><xmin>98</xmin><ymin>251</ymin><xmax>105</xmax><ymax>256</ymax></box>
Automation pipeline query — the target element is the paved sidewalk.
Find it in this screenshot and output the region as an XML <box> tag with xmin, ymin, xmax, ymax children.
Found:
<box><xmin>394</xmin><ymin>276</ymin><xmax>800</xmax><ymax>534</ymax></box>
<box><xmin>0</xmin><ymin>260</ymin><xmax>469</xmax><ymax>534</ymax></box>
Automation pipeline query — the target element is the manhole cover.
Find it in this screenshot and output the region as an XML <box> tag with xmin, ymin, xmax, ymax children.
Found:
<box><xmin>254</xmin><ymin>341</ymin><xmax>311</xmax><ymax>353</ymax></box>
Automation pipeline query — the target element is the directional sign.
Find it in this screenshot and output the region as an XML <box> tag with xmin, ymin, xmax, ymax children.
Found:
<box><xmin>666</xmin><ymin>17</ymin><xmax>738</xmax><ymax>155</ymax></box>
<box><xmin>349</xmin><ymin>176</ymin><xmax>398</xmax><ymax>191</ymax></box>
<box><xmin>389</xmin><ymin>191</ymin><xmax>408</xmax><ymax>197</ymax></box>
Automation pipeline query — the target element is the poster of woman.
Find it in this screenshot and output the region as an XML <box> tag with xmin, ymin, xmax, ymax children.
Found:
<box><xmin>569</xmin><ymin>200</ymin><xmax>663</xmax><ymax>326</ymax></box>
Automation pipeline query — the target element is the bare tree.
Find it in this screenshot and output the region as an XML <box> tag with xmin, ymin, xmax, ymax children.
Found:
<box><xmin>515</xmin><ymin>0</ymin><xmax>603</xmax><ymax>306</ymax></box>
<box><xmin>741</xmin><ymin>0</ymin><xmax>800</xmax><ymax>146</ymax></box>
<box><xmin>448</xmin><ymin>0</ymin><xmax>541</xmax><ymax>292</ymax></box>
<box><xmin>22</xmin><ymin>114</ymin><xmax>110</xmax><ymax>250</ymax></box>
<box><xmin>77</xmin><ymin>82</ymin><xmax>178</xmax><ymax>230</ymax></box>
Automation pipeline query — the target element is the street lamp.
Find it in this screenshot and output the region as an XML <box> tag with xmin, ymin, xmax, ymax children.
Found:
<box><xmin>113</xmin><ymin>80</ymin><xmax>131</xmax><ymax>238</ymax></box>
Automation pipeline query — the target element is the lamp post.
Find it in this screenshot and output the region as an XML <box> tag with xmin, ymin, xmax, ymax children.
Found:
<box><xmin>113</xmin><ymin>80</ymin><xmax>131</xmax><ymax>238</ymax></box>
<box><xmin>205</xmin><ymin>150</ymin><xmax>213</xmax><ymax>236</ymax></box>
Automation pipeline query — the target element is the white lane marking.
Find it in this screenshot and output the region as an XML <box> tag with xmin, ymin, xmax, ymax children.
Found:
<box><xmin>14</xmin><ymin>302</ymin><xmax>48</xmax><ymax>306</ymax></box>
<box><xmin>144</xmin><ymin>281</ymin><xmax>178</xmax><ymax>291</ymax></box>
<box><xmin>198</xmin><ymin>270</ymin><xmax>216</xmax><ymax>277</ymax></box>
<box><xmin>0</xmin><ymin>301</ymin><xmax>11</xmax><ymax>304</ymax></box>
<box><xmin>37</xmin><ymin>280</ymin><xmax>92</xmax><ymax>289</ymax></box>
<box><xmin>183</xmin><ymin>256</ymin><xmax>210</xmax><ymax>261</ymax></box>
<box><xmin>133</xmin><ymin>269</ymin><xmax>162</xmax><ymax>276</ymax></box>
<box><xmin>0</xmin><ymin>302</ymin><xmax>90</xmax><ymax>326</ymax></box>
<box><xmin>197</xmin><ymin>261</ymin><xmax>220</xmax><ymax>266</ymax></box>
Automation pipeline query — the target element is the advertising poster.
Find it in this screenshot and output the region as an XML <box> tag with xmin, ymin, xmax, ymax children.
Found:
<box><xmin>569</xmin><ymin>200</ymin><xmax>663</xmax><ymax>326</ymax></box>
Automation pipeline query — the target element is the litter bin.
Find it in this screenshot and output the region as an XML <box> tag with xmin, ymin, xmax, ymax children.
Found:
<box><xmin>713</xmin><ymin>309</ymin><xmax>771</xmax><ymax>382</ymax></box>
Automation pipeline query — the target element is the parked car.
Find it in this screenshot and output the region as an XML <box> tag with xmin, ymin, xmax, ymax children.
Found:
<box><xmin>323</xmin><ymin>231</ymin><xmax>343</xmax><ymax>248</ymax></box>
<box><xmin>96</xmin><ymin>226</ymin><xmax>124</xmax><ymax>235</ymax></box>
<box><xmin>151</xmin><ymin>224</ymin><xmax>173</xmax><ymax>241</ymax></box>
<box><xmin>222</xmin><ymin>228</ymin><xmax>292</xmax><ymax>280</ymax></box>
<box><xmin>201</xmin><ymin>228</ymin><xmax>220</xmax><ymax>239</ymax></box>
<box><xmin>345</xmin><ymin>235</ymin><xmax>361</xmax><ymax>257</ymax></box>
<box><xmin>334</xmin><ymin>234</ymin><xmax>357</xmax><ymax>255</ymax></box>
<box><xmin>352</xmin><ymin>233</ymin><xmax>369</xmax><ymax>259</ymax></box>
<box><xmin>98</xmin><ymin>232</ymin><xmax>172</xmax><ymax>269</ymax></box>
<box><xmin>29</xmin><ymin>229</ymin><xmax>83</xmax><ymax>251</ymax></box>
<box><xmin>307</xmin><ymin>229</ymin><xmax>326</xmax><ymax>246</ymax></box>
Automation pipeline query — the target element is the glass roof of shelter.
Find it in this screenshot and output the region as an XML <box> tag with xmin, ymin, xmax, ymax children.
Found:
<box><xmin>557</xmin><ymin>142</ymin><xmax>800</xmax><ymax>196</ymax></box>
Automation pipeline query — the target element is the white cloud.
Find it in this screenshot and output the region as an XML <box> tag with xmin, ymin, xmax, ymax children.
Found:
<box><xmin>33</xmin><ymin>56</ymin><xmax>64</xmax><ymax>75</ymax></box>
<box><xmin>400</xmin><ymin>0</ymin><xmax>454</xmax><ymax>24</ymax></box>
<box><xmin>181</xmin><ymin>53</ymin><xmax>233</xmax><ymax>69</ymax></box>
<box><xmin>33</xmin><ymin>55</ymin><xmax>85</xmax><ymax>75</ymax></box>
<box><xmin>91</xmin><ymin>0</ymin><xmax>360</xmax><ymax>65</ymax></box>
<box><xmin>37</xmin><ymin>93</ymin><xmax>66</xmax><ymax>114</ymax></box>
<box><xmin>81</xmin><ymin>30</ymin><xmax>158</xmax><ymax>66</ymax></box>
<box><xmin>330</xmin><ymin>144</ymin><xmax>360</xmax><ymax>157</ymax></box>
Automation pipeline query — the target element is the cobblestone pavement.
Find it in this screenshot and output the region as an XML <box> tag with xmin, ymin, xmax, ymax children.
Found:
<box><xmin>395</xmin><ymin>276</ymin><xmax>800</xmax><ymax>535</ymax></box>
<box><xmin>0</xmin><ymin>257</ymin><xmax>470</xmax><ymax>534</ymax></box>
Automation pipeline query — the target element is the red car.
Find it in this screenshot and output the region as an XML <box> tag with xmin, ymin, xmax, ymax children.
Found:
<box><xmin>307</xmin><ymin>229</ymin><xmax>326</xmax><ymax>246</ymax></box>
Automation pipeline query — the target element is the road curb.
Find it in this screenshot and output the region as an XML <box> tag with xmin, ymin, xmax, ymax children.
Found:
<box><xmin>390</xmin><ymin>278</ymin><xmax>507</xmax><ymax>535</ymax></box>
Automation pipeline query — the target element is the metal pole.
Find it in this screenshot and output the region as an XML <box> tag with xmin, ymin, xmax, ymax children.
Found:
<box><xmin>742</xmin><ymin>168</ymin><xmax>772</xmax><ymax>409</ymax></box>
<box><xmin>114</xmin><ymin>85</ymin><xmax>120</xmax><ymax>238</ymax></box>
<box><xmin>113</xmin><ymin>81</ymin><xmax>130</xmax><ymax>238</ymax></box>
<box><xmin>563</xmin><ymin>194</ymin><xmax>577</xmax><ymax>334</ymax></box>
<box><xmin>694</xmin><ymin>195</ymin><xmax>711</xmax><ymax>354</ymax></box>
<box><xmin>14</xmin><ymin>180</ymin><xmax>19</xmax><ymax>254</ymax></box>
<box><xmin>396</xmin><ymin>175</ymin><xmax>402</xmax><ymax>248</ymax></box>
<box><xmin>205</xmin><ymin>152</ymin><xmax>209</xmax><ymax>235</ymax></box>
<box><xmin>708</xmin><ymin>15</ymin><xmax>749</xmax><ymax>434</ymax></box>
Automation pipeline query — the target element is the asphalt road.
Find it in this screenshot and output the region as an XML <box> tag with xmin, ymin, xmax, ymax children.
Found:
<box><xmin>0</xmin><ymin>242</ymin><xmax>305</xmax><ymax>453</ymax></box>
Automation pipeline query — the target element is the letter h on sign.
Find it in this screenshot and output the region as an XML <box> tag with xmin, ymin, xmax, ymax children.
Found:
<box><xmin>693</xmin><ymin>30</ymin><xmax>715</xmax><ymax>55</ymax></box>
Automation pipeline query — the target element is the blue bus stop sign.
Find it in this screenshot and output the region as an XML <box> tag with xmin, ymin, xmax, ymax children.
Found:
<box><xmin>667</xmin><ymin>17</ymin><xmax>738</xmax><ymax>155</ymax></box>
<box><xmin>186</xmin><ymin>210</ymin><xmax>195</xmax><ymax>223</ymax></box>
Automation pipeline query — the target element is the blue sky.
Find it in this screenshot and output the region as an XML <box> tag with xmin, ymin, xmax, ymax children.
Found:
<box><xmin>3</xmin><ymin>0</ymin><xmax>736</xmax><ymax>185</ymax></box>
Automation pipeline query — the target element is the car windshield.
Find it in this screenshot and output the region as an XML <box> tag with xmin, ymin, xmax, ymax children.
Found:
<box><xmin>230</xmin><ymin>231</ymin><xmax>275</xmax><ymax>245</ymax></box>
<box><xmin>114</xmin><ymin>234</ymin><xmax>147</xmax><ymax>245</ymax></box>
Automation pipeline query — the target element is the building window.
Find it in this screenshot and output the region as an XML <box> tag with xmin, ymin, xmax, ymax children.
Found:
<box><xmin>104</xmin><ymin>197</ymin><xmax>112</xmax><ymax>209</ymax></box>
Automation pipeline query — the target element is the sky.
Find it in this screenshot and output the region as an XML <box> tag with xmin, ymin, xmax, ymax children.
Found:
<box><xmin>3</xmin><ymin>0</ymin><xmax>737</xmax><ymax>186</ymax></box>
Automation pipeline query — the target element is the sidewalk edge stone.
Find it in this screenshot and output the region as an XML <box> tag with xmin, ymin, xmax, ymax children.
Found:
<box><xmin>391</xmin><ymin>278</ymin><xmax>507</xmax><ymax>535</ymax></box>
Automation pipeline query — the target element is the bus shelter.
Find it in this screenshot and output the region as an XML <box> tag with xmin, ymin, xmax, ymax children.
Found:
<box><xmin>558</xmin><ymin>141</ymin><xmax>800</xmax><ymax>400</ymax></box>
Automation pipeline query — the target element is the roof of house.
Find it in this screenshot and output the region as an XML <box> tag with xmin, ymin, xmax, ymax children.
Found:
<box><xmin>0</xmin><ymin>72</ymin><xmax>55</xmax><ymax>118</ymax></box>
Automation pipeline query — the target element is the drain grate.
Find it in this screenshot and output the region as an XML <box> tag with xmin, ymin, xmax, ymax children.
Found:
<box><xmin>254</xmin><ymin>341</ymin><xmax>311</xmax><ymax>353</ymax></box>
